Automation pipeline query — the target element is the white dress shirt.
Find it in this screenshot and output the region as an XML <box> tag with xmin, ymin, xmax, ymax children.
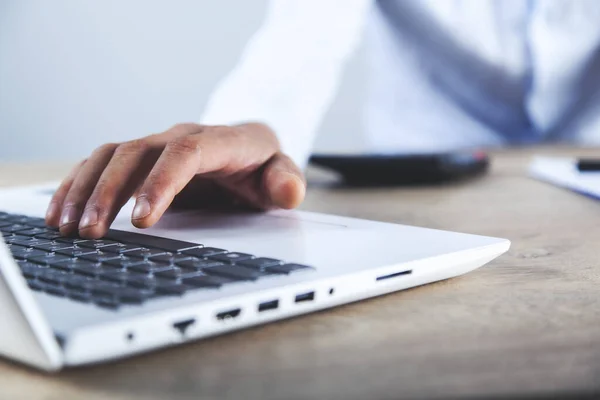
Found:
<box><xmin>201</xmin><ymin>0</ymin><xmax>600</xmax><ymax>169</ymax></box>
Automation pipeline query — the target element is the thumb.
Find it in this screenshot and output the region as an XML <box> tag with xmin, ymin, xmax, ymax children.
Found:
<box><xmin>262</xmin><ymin>153</ymin><xmax>306</xmax><ymax>209</ymax></box>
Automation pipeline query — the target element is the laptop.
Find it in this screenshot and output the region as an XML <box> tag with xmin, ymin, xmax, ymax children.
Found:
<box><xmin>0</xmin><ymin>183</ymin><xmax>510</xmax><ymax>371</ymax></box>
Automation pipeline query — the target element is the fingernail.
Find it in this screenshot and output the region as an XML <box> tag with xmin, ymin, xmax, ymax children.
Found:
<box><xmin>271</xmin><ymin>172</ymin><xmax>306</xmax><ymax>209</ymax></box>
<box><xmin>79</xmin><ymin>208</ymin><xmax>99</xmax><ymax>229</ymax></box>
<box><xmin>45</xmin><ymin>202</ymin><xmax>58</xmax><ymax>221</ymax></box>
<box><xmin>132</xmin><ymin>197</ymin><xmax>151</xmax><ymax>220</ymax></box>
<box><xmin>60</xmin><ymin>206</ymin><xmax>78</xmax><ymax>227</ymax></box>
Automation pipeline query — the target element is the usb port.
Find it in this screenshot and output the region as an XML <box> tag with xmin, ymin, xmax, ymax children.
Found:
<box><xmin>294</xmin><ymin>291</ymin><xmax>315</xmax><ymax>303</ymax></box>
<box><xmin>258</xmin><ymin>299</ymin><xmax>279</xmax><ymax>312</ymax></box>
<box><xmin>216</xmin><ymin>308</ymin><xmax>241</xmax><ymax>321</ymax></box>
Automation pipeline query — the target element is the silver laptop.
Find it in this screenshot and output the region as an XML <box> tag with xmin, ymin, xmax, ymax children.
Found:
<box><xmin>0</xmin><ymin>183</ymin><xmax>510</xmax><ymax>371</ymax></box>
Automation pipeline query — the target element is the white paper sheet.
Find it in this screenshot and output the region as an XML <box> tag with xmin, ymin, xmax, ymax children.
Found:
<box><xmin>528</xmin><ymin>156</ymin><xmax>600</xmax><ymax>200</ymax></box>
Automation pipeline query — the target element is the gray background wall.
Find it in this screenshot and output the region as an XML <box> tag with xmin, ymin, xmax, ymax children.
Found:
<box><xmin>0</xmin><ymin>0</ymin><xmax>366</xmax><ymax>162</ymax></box>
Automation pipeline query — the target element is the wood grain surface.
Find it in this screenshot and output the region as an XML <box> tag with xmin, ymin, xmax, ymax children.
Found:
<box><xmin>0</xmin><ymin>148</ymin><xmax>599</xmax><ymax>400</ymax></box>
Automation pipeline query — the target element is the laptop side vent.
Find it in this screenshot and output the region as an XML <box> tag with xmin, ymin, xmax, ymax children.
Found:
<box><xmin>376</xmin><ymin>270</ymin><xmax>412</xmax><ymax>281</ymax></box>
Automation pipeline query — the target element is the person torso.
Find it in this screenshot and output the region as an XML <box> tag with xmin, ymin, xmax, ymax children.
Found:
<box><xmin>365</xmin><ymin>0</ymin><xmax>600</xmax><ymax>152</ymax></box>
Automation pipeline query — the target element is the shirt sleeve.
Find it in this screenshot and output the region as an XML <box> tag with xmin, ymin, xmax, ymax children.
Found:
<box><xmin>199</xmin><ymin>0</ymin><xmax>371</xmax><ymax>169</ymax></box>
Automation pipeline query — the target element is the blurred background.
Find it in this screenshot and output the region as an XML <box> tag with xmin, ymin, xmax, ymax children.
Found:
<box><xmin>0</xmin><ymin>0</ymin><xmax>366</xmax><ymax>161</ymax></box>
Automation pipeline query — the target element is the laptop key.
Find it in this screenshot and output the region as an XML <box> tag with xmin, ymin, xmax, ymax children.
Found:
<box><xmin>93</xmin><ymin>298</ymin><xmax>120</xmax><ymax>309</ymax></box>
<box><xmin>27</xmin><ymin>253</ymin><xmax>74</xmax><ymax>266</ymax></box>
<box><xmin>22</xmin><ymin>218</ymin><xmax>49</xmax><ymax>228</ymax></box>
<box><xmin>13</xmin><ymin>238</ymin><xmax>54</xmax><ymax>247</ymax></box>
<box><xmin>50</xmin><ymin>260</ymin><xmax>79</xmax><ymax>272</ymax></box>
<box><xmin>1</xmin><ymin>224</ymin><xmax>31</xmax><ymax>234</ymax></box>
<box><xmin>128</xmin><ymin>261</ymin><xmax>171</xmax><ymax>274</ymax></box>
<box><xmin>34</xmin><ymin>231</ymin><xmax>63</xmax><ymax>240</ymax></box>
<box><xmin>90</xmin><ymin>281</ymin><xmax>131</xmax><ymax>296</ymax></box>
<box><xmin>15</xmin><ymin>227</ymin><xmax>52</xmax><ymax>237</ymax></box>
<box><xmin>181</xmin><ymin>247</ymin><xmax>226</xmax><ymax>258</ymax></box>
<box><xmin>124</xmin><ymin>275</ymin><xmax>157</xmax><ymax>289</ymax></box>
<box><xmin>44</xmin><ymin>285</ymin><xmax>68</xmax><ymax>298</ymax></box>
<box><xmin>31</xmin><ymin>242</ymin><xmax>75</xmax><ymax>252</ymax></box>
<box><xmin>73</xmin><ymin>266</ymin><xmax>105</xmax><ymax>278</ymax></box>
<box><xmin>14</xmin><ymin>249</ymin><xmax>52</xmax><ymax>260</ymax></box>
<box><xmin>121</xmin><ymin>249</ymin><xmax>170</xmax><ymax>259</ymax></box>
<box><xmin>98</xmin><ymin>270</ymin><xmax>149</xmax><ymax>284</ymax></box>
<box><xmin>37</xmin><ymin>269</ymin><xmax>70</xmax><ymax>285</ymax></box>
<box><xmin>208</xmin><ymin>252</ymin><xmax>254</xmax><ymax>263</ymax></box>
<box><xmin>102</xmin><ymin>256</ymin><xmax>148</xmax><ymax>269</ymax></box>
<box><xmin>2</xmin><ymin>216</ymin><xmax>28</xmax><ymax>225</ymax></box>
<box><xmin>238</xmin><ymin>257</ymin><xmax>282</xmax><ymax>269</ymax></box>
<box><xmin>105</xmin><ymin>230</ymin><xmax>202</xmax><ymax>252</ymax></box>
<box><xmin>79</xmin><ymin>251</ymin><xmax>124</xmax><ymax>263</ymax></box>
<box><xmin>100</xmin><ymin>243</ymin><xmax>144</xmax><ymax>254</ymax></box>
<box><xmin>76</xmin><ymin>239</ymin><xmax>121</xmax><ymax>249</ymax></box>
<box><xmin>176</xmin><ymin>258</ymin><xmax>224</xmax><ymax>271</ymax></box>
<box><xmin>267</xmin><ymin>263</ymin><xmax>315</xmax><ymax>275</ymax></box>
<box><xmin>55</xmin><ymin>237</ymin><xmax>86</xmax><ymax>244</ymax></box>
<box><xmin>153</xmin><ymin>267</ymin><xmax>183</xmax><ymax>280</ymax></box>
<box><xmin>91</xmin><ymin>286</ymin><xmax>151</xmax><ymax>304</ymax></box>
<box><xmin>67</xmin><ymin>291</ymin><xmax>93</xmax><ymax>303</ymax></box>
<box><xmin>3</xmin><ymin>235</ymin><xmax>33</xmax><ymax>245</ymax></box>
<box><xmin>17</xmin><ymin>259</ymin><xmax>42</xmax><ymax>267</ymax></box>
<box><xmin>70</xmin><ymin>263</ymin><xmax>106</xmax><ymax>277</ymax></box>
<box><xmin>7</xmin><ymin>244</ymin><xmax>33</xmax><ymax>258</ymax></box>
<box><xmin>148</xmin><ymin>254</ymin><xmax>194</xmax><ymax>264</ymax></box>
<box><xmin>152</xmin><ymin>267</ymin><xmax>205</xmax><ymax>280</ymax></box>
<box><xmin>55</xmin><ymin>247</ymin><xmax>100</xmax><ymax>257</ymax></box>
<box><xmin>19</xmin><ymin>263</ymin><xmax>44</xmax><ymax>279</ymax></box>
<box><xmin>49</xmin><ymin>258</ymin><xmax>95</xmax><ymax>270</ymax></box>
<box><xmin>181</xmin><ymin>274</ymin><xmax>233</xmax><ymax>288</ymax></box>
<box><xmin>203</xmin><ymin>265</ymin><xmax>268</xmax><ymax>281</ymax></box>
<box><xmin>5</xmin><ymin>215</ymin><xmax>31</xmax><ymax>223</ymax></box>
<box><xmin>17</xmin><ymin>258</ymin><xmax>44</xmax><ymax>267</ymax></box>
<box><xmin>153</xmin><ymin>281</ymin><xmax>190</xmax><ymax>296</ymax></box>
<box><xmin>118</xmin><ymin>288</ymin><xmax>154</xmax><ymax>304</ymax></box>
<box><xmin>64</xmin><ymin>275</ymin><xmax>97</xmax><ymax>291</ymax></box>
<box><xmin>27</xmin><ymin>279</ymin><xmax>45</xmax><ymax>291</ymax></box>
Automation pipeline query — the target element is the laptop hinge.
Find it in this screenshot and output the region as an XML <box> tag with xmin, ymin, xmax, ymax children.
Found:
<box><xmin>0</xmin><ymin>239</ymin><xmax>63</xmax><ymax>371</ymax></box>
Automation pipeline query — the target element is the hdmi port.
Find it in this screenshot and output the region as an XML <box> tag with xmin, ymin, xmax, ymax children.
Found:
<box><xmin>216</xmin><ymin>308</ymin><xmax>241</xmax><ymax>321</ymax></box>
<box><xmin>258</xmin><ymin>299</ymin><xmax>279</xmax><ymax>312</ymax></box>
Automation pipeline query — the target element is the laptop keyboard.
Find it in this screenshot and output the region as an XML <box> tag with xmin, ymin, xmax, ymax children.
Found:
<box><xmin>0</xmin><ymin>211</ymin><xmax>314</xmax><ymax>310</ymax></box>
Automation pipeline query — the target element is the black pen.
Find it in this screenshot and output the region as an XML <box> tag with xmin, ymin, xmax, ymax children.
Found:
<box><xmin>576</xmin><ymin>158</ymin><xmax>600</xmax><ymax>172</ymax></box>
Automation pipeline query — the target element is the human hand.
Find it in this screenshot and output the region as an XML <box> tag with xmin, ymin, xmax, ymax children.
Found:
<box><xmin>45</xmin><ymin>123</ymin><xmax>305</xmax><ymax>238</ymax></box>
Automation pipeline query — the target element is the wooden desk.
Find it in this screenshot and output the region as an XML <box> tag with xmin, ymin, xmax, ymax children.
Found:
<box><xmin>1</xmin><ymin>148</ymin><xmax>599</xmax><ymax>400</ymax></box>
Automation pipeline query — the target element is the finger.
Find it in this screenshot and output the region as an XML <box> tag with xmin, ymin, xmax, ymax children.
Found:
<box><xmin>214</xmin><ymin>152</ymin><xmax>305</xmax><ymax>210</ymax></box>
<box><xmin>131</xmin><ymin>124</ymin><xmax>279</xmax><ymax>228</ymax></box>
<box><xmin>77</xmin><ymin>140</ymin><xmax>162</xmax><ymax>238</ymax></box>
<box><xmin>58</xmin><ymin>143</ymin><xmax>118</xmax><ymax>236</ymax></box>
<box><xmin>45</xmin><ymin>160</ymin><xmax>87</xmax><ymax>227</ymax></box>
<box><xmin>262</xmin><ymin>152</ymin><xmax>306</xmax><ymax>209</ymax></box>
<box><xmin>69</xmin><ymin>124</ymin><xmax>201</xmax><ymax>236</ymax></box>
